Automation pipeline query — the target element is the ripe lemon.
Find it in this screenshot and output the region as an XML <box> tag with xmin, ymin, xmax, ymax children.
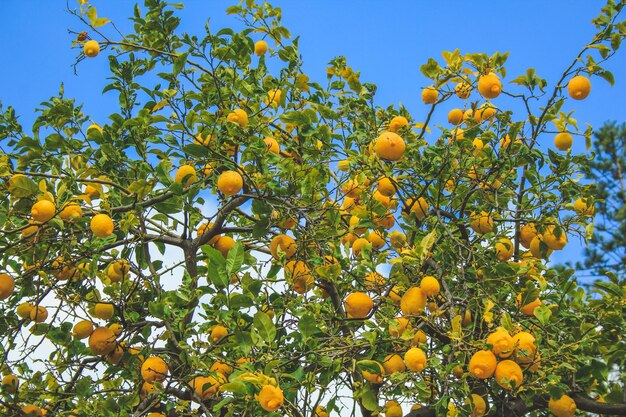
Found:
<box><xmin>477</xmin><ymin>103</ymin><xmax>497</xmax><ymax>121</ymax></box>
<box><xmin>109</xmin><ymin>323</ymin><xmax>123</xmax><ymax>336</ymax></box>
<box><xmin>573</xmin><ymin>198</ymin><xmax>594</xmax><ymax>216</ymax></box>
<box><xmin>263</xmin><ymin>137</ymin><xmax>280</xmax><ymax>154</ymax></box>
<box><xmin>106</xmin><ymin>259</ymin><xmax>130</xmax><ymax>283</ymax></box>
<box><xmin>72</xmin><ymin>320</ymin><xmax>94</xmax><ymax>339</ymax></box>
<box><xmin>512</xmin><ymin>331</ymin><xmax>536</xmax><ymax>364</ymax></box>
<box><xmin>388</xmin><ymin>317</ymin><xmax>412</xmax><ymax>337</ymax></box>
<box><xmin>360</xmin><ymin>360</ymin><xmax>384</xmax><ymax>383</ymax></box>
<box><xmin>213</xmin><ymin>235</ymin><xmax>235</xmax><ymax>257</ymax></box>
<box><xmin>567</xmin><ymin>75</ymin><xmax>591</xmax><ymax>100</ymax></box>
<box><xmin>210</xmin><ymin>361</ymin><xmax>234</xmax><ymax>375</ymax></box>
<box><xmin>478</xmin><ymin>72</ymin><xmax>502</xmax><ymax>99</ymax></box>
<box><xmin>270</xmin><ymin>234</ymin><xmax>296</xmax><ymax>259</ymax></box>
<box><xmin>404</xmin><ymin>347</ymin><xmax>427</xmax><ymax>372</ymax></box>
<box><xmin>16</xmin><ymin>302</ymin><xmax>33</xmax><ymax>319</ymax></box>
<box><xmin>210</xmin><ymin>324</ymin><xmax>228</xmax><ymax>343</ymax></box>
<box><xmin>0</xmin><ymin>273</ymin><xmax>15</xmax><ymax>299</ymax></box>
<box><xmin>374</xmin><ymin>131</ymin><xmax>406</xmax><ymax>161</ymax></box>
<box><xmin>448</xmin><ymin>108</ymin><xmax>464</xmax><ymax>125</ymax></box>
<box><xmin>421</xmin><ymin>86</ymin><xmax>439</xmax><ymax>104</ymax></box>
<box><xmin>189</xmin><ymin>374</ymin><xmax>225</xmax><ymax>400</ymax></box>
<box><xmin>486</xmin><ymin>327</ymin><xmax>514</xmax><ymax>358</ymax></box>
<box><xmin>59</xmin><ymin>203</ymin><xmax>82</xmax><ymax>221</ymax></box>
<box><xmin>344</xmin><ymin>292</ymin><xmax>373</xmax><ymax>318</ymax></box>
<box><xmin>83</xmin><ymin>40</ymin><xmax>100</xmax><ymax>57</ymax></box>
<box><xmin>420</xmin><ymin>276</ymin><xmax>440</xmax><ymax>297</ymax></box>
<box><xmin>141</xmin><ymin>356</ymin><xmax>169</xmax><ymax>383</ymax></box>
<box><xmin>543</xmin><ymin>225</ymin><xmax>567</xmax><ymax>250</ymax></box>
<box><xmin>413</xmin><ymin>330</ymin><xmax>427</xmax><ymax>346</ymax></box>
<box><xmin>466</xmin><ymin>394</ymin><xmax>487</xmax><ymax>417</ymax></box>
<box><xmin>495</xmin><ymin>238</ymin><xmax>514</xmax><ymax>261</ymax></box>
<box><xmin>516</xmin><ymin>293</ymin><xmax>542</xmax><ymax>316</ymax></box>
<box><xmin>265</xmin><ymin>89</ymin><xmax>282</xmax><ymax>107</ymax></box>
<box><xmin>529</xmin><ymin>235</ymin><xmax>552</xmax><ymax>259</ymax></box>
<box><xmin>94</xmin><ymin>303</ymin><xmax>114</xmax><ymax>320</ymax></box>
<box><xmin>30</xmin><ymin>306</ymin><xmax>48</xmax><ymax>323</ymax></box>
<box><xmin>367</xmin><ymin>231</ymin><xmax>385</xmax><ymax>249</ymax></box>
<box><xmin>519</xmin><ymin>223</ymin><xmax>537</xmax><ymax>249</ymax></box>
<box><xmin>405</xmin><ymin>197</ymin><xmax>429</xmax><ymax>221</ymax></box>
<box><xmin>2</xmin><ymin>374</ymin><xmax>18</xmax><ymax>393</ymax></box>
<box><xmin>382</xmin><ymin>354</ymin><xmax>406</xmax><ymax>375</ymax></box>
<box><xmin>84</xmin><ymin>184</ymin><xmax>101</xmax><ymax>200</ymax></box>
<box><xmin>385</xmin><ymin>400</ymin><xmax>403</xmax><ymax>417</ymax></box>
<box><xmin>469</xmin><ymin>212</ymin><xmax>493</xmax><ymax>234</ymax></box>
<box><xmin>388</xmin><ymin>116</ymin><xmax>409</xmax><ymax>132</ymax></box>
<box><xmin>554</xmin><ymin>132</ymin><xmax>573</xmax><ymax>151</ymax></box>
<box><xmin>226</xmin><ymin>108</ymin><xmax>249</xmax><ymax>128</ymax></box>
<box><xmin>217</xmin><ymin>170</ymin><xmax>243</xmax><ymax>196</ymax></box>
<box><xmin>88</xmin><ymin>326</ymin><xmax>117</xmax><ymax>355</ymax></box>
<box><xmin>351</xmin><ymin>237</ymin><xmax>370</xmax><ymax>256</ymax></box>
<box><xmin>31</xmin><ymin>200</ymin><xmax>56</xmax><ymax>223</ymax></box>
<box><xmin>494</xmin><ymin>359</ymin><xmax>523</xmax><ymax>389</ymax></box>
<box><xmin>21</xmin><ymin>405</ymin><xmax>43</xmax><ymax>416</ymax></box>
<box><xmin>90</xmin><ymin>213</ymin><xmax>114</xmax><ymax>238</ymax></box>
<box><xmin>254</xmin><ymin>40</ymin><xmax>268</xmax><ymax>56</ymax></box>
<box><xmin>377</xmin><ymin>177</ymin><xmax>396</xmax><ymax>197</ymax></box>
<box><xmin>257</xmin><ymin>384</ymin><xmax>284</xmax><ymax>412</ymax></box>
<box><xmin>174</xmin><ymin>164</ymin><xmax>197</xmax><ymax>187</ymax></box>
<box><xmin>400</xmin><ymin>287</ymin><xmax>426</xmax><ymax>316</ymax></box>
<box><xmin>548</xmin><ymin>394</ymin><xmax>577</xmax><ymax>417</ymax></box>
<box><xmin>468</xmin><ymin>350</ymin><xmax>497</xmax><ymax>379</ymax></box>
<box><xmin>364</xmin><ymin>271</ymin><xmax>385</xmax><ymax>292</ymax></box>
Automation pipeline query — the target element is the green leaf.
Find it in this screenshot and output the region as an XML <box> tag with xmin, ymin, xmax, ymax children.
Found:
<box><xmin>597</xmin><ymin>70</ymin><xmax>615</xmax><ymax>86</ymax></box>
<box><xmin>297</xmin><ymin>313</ymin><xmax>319</xmax><ymax>339</ymax></box>
<box><xmin>253</xmin><ymin>311</ymin><xmax>276</xmax><ymax>343</ymax></box>
<box><xmin>220</xmin><ymin>381</ymin><xmax>248</xmax><ymax>395</ymax></box>
<box><xmin>225</xmin><ymin>241</ymin><xmax>244</xmax><ymax>277</ymax></box>
<box><xmin>202</xmin><ymin>245</ymin><xmax>228</xmax><ymax>288</ymax></box>
<box><xmin>8</xmin><ymin>175</ymin><xmax>38</xmax><ymax>198</ymax></box>
<box><xmin>360</xmin><ymin>386</ymin><xmax>379</xmax><ymax>411</ymax></box>
<box><xmin>533</xmin><ymin>305</ymin><xmax>552</xmax><ymax>325</ymax></box>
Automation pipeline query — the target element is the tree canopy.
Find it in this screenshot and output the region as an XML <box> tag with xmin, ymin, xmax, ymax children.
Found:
<box><xmin>1</xmin><ymin>1</ymin><xmax>626</xmax><ymax>416</ymax></box>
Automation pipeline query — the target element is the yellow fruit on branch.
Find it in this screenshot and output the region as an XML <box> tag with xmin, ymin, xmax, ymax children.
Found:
<box><xmin>404</xmin><ymin>197</ymin><xmax>429</xmax><ymax>221</ymax></box>
<box><xmin>269</xmin><ymin>234</ymin><xmax>296</xmax><ymax>259</ymax></box>
<box><xmin>189</xmin><ymin>373</ymin><xmax>226</xmax><ymax>400</ymax></box>
<box><xmin>448</xmin><ymin>108</ymin><xmax>464</xmax><ymax>125</ymax></box>
<box><xmin>478</xmin><ymin>72</ymin><xmax>502</xmax><ymax>99</ymax></box>
<box><xmin>512</xmin><ymin>331</ymin><xmax>537</xmax><ymax>364</ymax></box>
<box><xmin>0</xmin><ymin>273</ymin><xmax>15</xmax><ymax>300</ymax></box>
<box><xmin>516</xmin><ymin>293</ymin><xmax>542</xmax><ymax>316</ymax></box>
<box><xmin>141</xmin><ymin>356</ymin><xmax>169</xmax><ymax>383</ymax></box>
<box><xmin>30</xmin><ymin>306</ymin><xmax>48</xmax><ymax>323</ymax></box>
<box><xmin>420</xmin><ymin>276</ymin><xmax>440</xmax><ymax>297</ymax></box>
<box><xmin>382</xmin><ymin>353</ymin><xmax>406</xmax><ymax>375</ymax></box>
<box><xmin>567</xmin><ymin>75</ymin><xmax>591</xmax><ymax>100</ymax></box>
<box><xmin>548</xmin><ymin>394</ymin><xmax>577</xmax><ymax>417</ymax></box>
<box><xmin>257</xmin><ymin>384</ymin><xmax>284</xmax><ymax>412</ymax></box>
<box><xmin>263</xmin><ymin>137</ymin><xmax>280</xmax><ymax>154</ymax></box>
<box><xmin>543</xmin><ymin>225</ymin><xmax>568</xmax><ymax>250</ymax></box>
<box><xmin>385</xmin><ymin>400</ymin><xmax>403</xmax><ymax>417</ymax></box>
<box><xmin>88</xmin><ymin>326</ymin><xmax>117</xmax><ymax>355</ymax></box>
<box><xmin>174</xmin><ymin>164</ymin><xmax>197</xmax><ymax>187</ymax></box>
<box><xmin>226</xmin><ymin>108</ymin><xmax>249</xmax><ymax>128</ymax></box>
<box><xmin>210</xmin><ymin>324</ymin><xmax>229</xmax><ymax>343</ymax></box>
<box><xmin>344</xmin><ymin>292</ymin><xmax>373</xmax><ymax>319</ymax></box>
<box><xmin>375</xmin><ymin>131</ymin><xmax>406</xmax><ymax>161</ymax></box>
<box><xmin>21</xmin><ymin>405</ymin><xmax>43</xmax><ymax>416</ymax></box>
<box><xmin>519</xmin><ymin>223</ymin><xmax>537</xmax><ymax>249</ymax></box>
<box><xmin>213</xmin><ymin>235</ymin><xmax>235</xmax><ymax>257</ymax></box>
<box><xmin>58</xmin><ymin>202</ymin><xmax>82</xmax><ymax>221</ymax></box>
<box><xmin>487</xmin><ymin>327</ymin><xmax>514</xmax><ymax>358</ymax></box>
<box><xmin>16</xmin><ymin>302</ymin><xmax>33</xmax><ymax>319</ymax></box>
<box><xmin>495</xmin><ymin>238</ymin><xmax>514</xmax><ymax>261</ymax></box>
<box><xmin>554</xmin><ymin>132</ymin><xmax>573</xmax><ymax>151</ymax></box>
<box><xmin>217</xmin><ymin>170</ymin><xmax>244</xmax><ymax>196</ymax></box>
<box><xmin>360</xmin><ymin>360</ymin><xmax>384</xmax><ymax>383</ymax></box>
<box><xmin>494</xmin><ymin>359</ymin><xmax>523</xmax><ymax>389</ymax></box>
<box><xmin>466</xmin><ymin>393</ymin><xmax>487</xmax><ymax>417</ymax></box>
<box><xmin>254</xmin><ymin>40</ymin><xmax>268</xmax><ymax>56</ymax></box>
<box><xmin>83</xmin><ymin>39</ymin><xmax>100</xmax><ymax>57</ymax></box>
<box><xmin>1</xmin><ymin>374</ymin><xmax>18</xmax><ymax>393</ymax></box>
<box><xmin>455</xmin><ymin>82</ymin><xmax>472</xmax><ymax>99</ymax></box>
<box><xmin>31</xmin><ymin>200</ymin><xmax>56</xmax><ymax>223</ymax></box>
<box><xmin>468</xmin><ymin>350</ymin><xmax>497</xmax><ymax>379</ymax></box>
<box><xmin>93</xmin><ymin>303</ymin><xmax>114</xmax><ymax>320</ymax></box>
<box><xmin>388</xmin><ymin>116</ymin><xmax>409</xmax><ymax>132</ymax></box>
<box><xmin>400</xmin><ymin>287</ymin><xmax>426</xmax><ymax>316</ymax></box>
<box><xmin>421</xmin><ymin>86</ymin><xmax>439</xmax><ymax>104</ymax></box>
<box><xmin>72</xmin><ymin>320</ymin><xmax>94</xmax><ymax>339</ymax></box>
<box><xmin>469</xmin><ymin>212</ymin><xmax>494</xmax><ymax>234</ymax></box>
<box><xmin>404</xmin><ymin>347</ymin><xmax>427</xmax><ymax>372</ymax></box>
<box><xmin>90</xmin><ymin>213</ymin><xmax>114</xmax><ymax>238</ymax></box>
<box><xmin>573</xmin><ymin>198</ymin><xmax>594</xmax><ymax>216</ymax></box>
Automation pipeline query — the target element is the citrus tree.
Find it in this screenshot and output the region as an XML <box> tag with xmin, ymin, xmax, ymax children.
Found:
<box><xmin>1</xmin><ymin>1</ymin><xmax>626</xmax><ymax>416</ymax></box>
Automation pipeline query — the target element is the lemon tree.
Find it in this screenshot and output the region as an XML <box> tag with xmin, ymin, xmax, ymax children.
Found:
<box><xmin>1</xmin><ymin>1</ymin><xmax>626</xmax><ymax>416</ymax></box>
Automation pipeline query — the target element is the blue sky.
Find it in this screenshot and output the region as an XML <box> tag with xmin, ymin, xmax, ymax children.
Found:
<box><xmin>0</xmin><ymin>1</ymin><xmax>624</xmax><ymax>274</ymax></box>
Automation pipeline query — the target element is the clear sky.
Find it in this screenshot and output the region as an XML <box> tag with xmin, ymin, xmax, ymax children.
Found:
<box><xmin>1</xmin><ymin>1</ymin><xmax>624</xmax><ymax>276</ymax></box>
